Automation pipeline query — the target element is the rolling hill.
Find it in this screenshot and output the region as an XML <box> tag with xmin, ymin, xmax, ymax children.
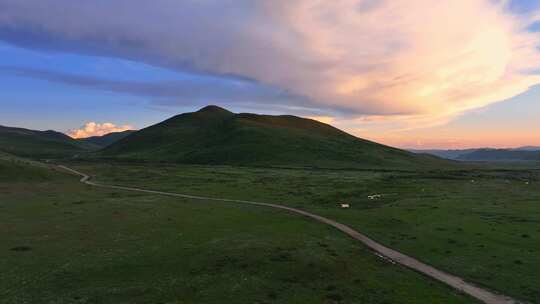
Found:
<box><xmin>100</xmin><ymin>105</ymin><xmax>449</xmax><ymax>169</ymax></box>
<box><xmin>78</xmin><ymin>130</ymin><xmax>135</xmax><ymax>148</ymax></box>
<box><xmin>0</xmin><ymin>125</ymin><xmax>95</xmax><ymax>158</ymax></box>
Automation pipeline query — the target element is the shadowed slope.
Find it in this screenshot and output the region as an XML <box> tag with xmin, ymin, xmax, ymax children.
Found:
<box><xmin>78</xmin><ymin>130</ymin><xmax>136</xmax><ymax>148</ymax></box>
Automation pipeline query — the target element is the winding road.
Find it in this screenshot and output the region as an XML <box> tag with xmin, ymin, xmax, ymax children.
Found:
<box><xmin>59</xmin><ymin>165</ymin><xmax>520</xmax><ymax>304</ymax></box>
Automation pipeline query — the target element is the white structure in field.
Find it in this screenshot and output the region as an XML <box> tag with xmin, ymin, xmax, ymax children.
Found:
<box><xmin>340</xmin><ymin>203</ymin><xmax>350</xmax><ymax>208</ymax></box>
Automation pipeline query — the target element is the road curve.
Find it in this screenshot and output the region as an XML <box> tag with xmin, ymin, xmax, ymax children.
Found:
<box><xmin>59</xmin><ymin>165</ymin><xmax>519</xmax><ymax>304</ymax></box>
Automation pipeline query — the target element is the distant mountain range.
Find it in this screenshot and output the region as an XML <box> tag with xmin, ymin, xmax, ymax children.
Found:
<box><xmin>412</xmin><ymin>147</ymin><xmax>540</xmax><ymax>161</ymax></box>
<box><xmin>4</xmin><ymin>108</ymin><xmax>537</xmax><ymax>165</ymax></box>
<box><xmin>513</xmin><ymin>146</ymin><xmax>540</xmax><ymax>151</ymax></box>
<box><xmin>456</xmin><ymin>149</ymin><xmax>540</xmax><ymax>161</ymax></box>
<box><xmin>0</xmin><ymin>106</ymin><xmax>449</xmax><ymax>169</ymax></box>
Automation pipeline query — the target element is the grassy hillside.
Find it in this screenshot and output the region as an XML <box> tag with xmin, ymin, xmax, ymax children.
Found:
<box><xmin>78</xmin><ymin>130</ymin><xmax>135</xmax><ymax>148</ymax></box>
<box><xmin>0</xmin><ymin>125</ymin><xmax>95</xmax><ymax>159</ymax></box>
<box><xmin>0</xmin><ymin>151</ymin><xmax>63</xmax><ymax>182</ymax></box>
<box><xmin>101</xmin><ymin>106</ymin><xmax>449</xmax><ymax>169</ymax></box>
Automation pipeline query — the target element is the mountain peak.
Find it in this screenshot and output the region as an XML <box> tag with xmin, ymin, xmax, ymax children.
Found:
<box><xmin>197</xmin><ymin>105</ymin><xmax>233</xmax><ymax>114</ymax></box>
<box><xmin>101</xmin><ymin>107</ymin><xmax>445</xmax><ymax>169</ymax></box>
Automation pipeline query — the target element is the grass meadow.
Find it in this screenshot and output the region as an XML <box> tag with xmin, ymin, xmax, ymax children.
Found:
<box><xmin>72</xmin><ymin>162</ymin><xmax>540</xmax><ymax>303</ymax></box>
<box><xmin>1</xmin><ymin>159</ymin><xmax>475</xmax><ymax>303</ymax></box>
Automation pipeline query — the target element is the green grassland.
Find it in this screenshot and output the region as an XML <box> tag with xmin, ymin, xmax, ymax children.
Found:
<box><xmin>0</xmin><ymin>152</ymin><xmax>61</xmax><ymax>182</ymax></box>
<box><xmin>72</xmin><ymin>162</ymin><xmax>540</xmax><ymax>303</ymax></box>
<box><xmin>0</xmin><ymin>159</ymin><xmax>476</xmax><ymax>303</ymax></box>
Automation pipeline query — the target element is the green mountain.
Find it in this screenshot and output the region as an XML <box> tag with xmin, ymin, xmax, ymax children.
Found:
<box><xmin>0</xmin><ymin>125</ymin><xmax>94</xmax><ymax>159</ymax></box>
<box><xmin>78</xmin><ymin>130</ymin><xmax>135</xmax><ymax>148</ymax></box>
<box><xmin>101</xmin><ymin>105</ymin><xmax>448</xmax><ymax>169</ymax></box>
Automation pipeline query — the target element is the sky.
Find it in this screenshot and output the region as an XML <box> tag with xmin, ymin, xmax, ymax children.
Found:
<box><xmin>1</xmin><ymin>0</ymin><xmax>540</xmax><ymax>149</ymax></box>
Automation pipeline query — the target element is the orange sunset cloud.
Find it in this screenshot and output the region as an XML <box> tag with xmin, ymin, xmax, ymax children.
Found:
<box><xmin>68</xmin><ymin>122</ymin><xmax>134</xmax><ymax>139</ymax></box>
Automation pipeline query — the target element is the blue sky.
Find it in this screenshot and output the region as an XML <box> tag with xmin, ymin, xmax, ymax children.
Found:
<box><xmin>1</xmin><ymin>0</ymin><xmax>539</xmax><ymax>148</ymax></box>
<box><xmin>0</xmin><ymin>41</ymin><xmax>294</xmax><ymax>128</ymax></box>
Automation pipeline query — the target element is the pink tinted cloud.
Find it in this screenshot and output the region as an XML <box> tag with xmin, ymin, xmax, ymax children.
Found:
<box><xmin>276</xmin><ymin>0</ymin><xmax>540</xmax><ymax>126</ymax></box>
<box><xmin>68</xmin><ymin>122</ymin><xmax>134</xmax><ymax>139</ymax></box>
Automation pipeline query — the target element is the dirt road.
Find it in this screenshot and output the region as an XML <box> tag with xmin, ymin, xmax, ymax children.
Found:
<box><xmin>59</xmin><ymin>165</ymin><xmax>520</xmax><ymax>304</ymax></box>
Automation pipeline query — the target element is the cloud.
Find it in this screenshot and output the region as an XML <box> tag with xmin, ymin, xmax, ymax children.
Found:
<box><xmin>0</xmin><ymin>66</ymin><xmax>319</xmax><ymax>111</ymax></box>
<box><xmin>68</xmin><ymin>122</ymin><xmax>134</xmax><ymax>139</ymax></box>
<box><xmin>1</xmin><ymin>0</ymin><xmax>540</xmax><ymax>129</ymax></box>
